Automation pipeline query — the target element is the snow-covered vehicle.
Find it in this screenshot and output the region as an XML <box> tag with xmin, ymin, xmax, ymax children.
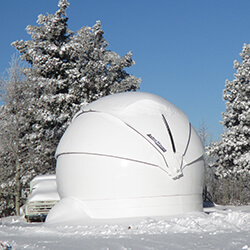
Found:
<box><xmin>25</xmin><ymin>175</ymin><xmax>60</xmax><ymax>222</ymax></box>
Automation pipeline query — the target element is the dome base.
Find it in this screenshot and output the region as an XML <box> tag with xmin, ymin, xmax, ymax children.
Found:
<box><xmin>46</xmin><ymin>194</ymin><xmax>203</xmax><ymax>225</ymax></box>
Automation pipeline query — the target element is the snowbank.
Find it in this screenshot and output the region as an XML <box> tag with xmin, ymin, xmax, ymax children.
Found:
<box><xmin>0</xmin><ymin>205</ymin><xmax>249</xmax><ymax>249</ymax></box>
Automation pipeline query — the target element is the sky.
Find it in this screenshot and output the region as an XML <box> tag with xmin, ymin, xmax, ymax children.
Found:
<box><xmin>1</xmin><ymin>0</ymin><xmax>250</xmax><ymax>139</ymax></box>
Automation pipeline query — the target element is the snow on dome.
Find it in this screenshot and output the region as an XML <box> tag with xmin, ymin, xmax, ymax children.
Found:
<box><xmin>46</xmin><ymin>92</ymin><xmax>205</xmax><ymax>224</ymax></box>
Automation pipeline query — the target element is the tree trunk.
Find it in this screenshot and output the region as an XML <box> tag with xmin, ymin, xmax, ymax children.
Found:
<box><xmin>15</xmin><ymin>159</ymin><xmax>21</xmax><ymax>216</ymax></box>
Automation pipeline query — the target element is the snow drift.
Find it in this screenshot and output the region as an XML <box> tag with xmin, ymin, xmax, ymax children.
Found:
<box><xmin>46</xmin><ymin>92</ymin><xmax>205</xmax><ymax>224</ymax></box>
<box><xmin>1</xmin><ymin>206</ymin><xmax>250</xmax><ymax>250</ymax></box>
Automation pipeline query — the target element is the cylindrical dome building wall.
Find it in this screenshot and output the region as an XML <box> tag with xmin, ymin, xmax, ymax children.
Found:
<box><xmin>46</xmin><ymin>92</ymin><xmax>205</xmax><ymax>224</ymax></box>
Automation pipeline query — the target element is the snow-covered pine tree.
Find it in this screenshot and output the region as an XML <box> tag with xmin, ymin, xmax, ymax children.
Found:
<box><xmin>11</xmin><ymin>0</ymin><xmax>141</xmax><ymax>174</ymax></box>
<box><xmin>208</xmin><ymin>44</ymin><xmax>250</xmax><ymax>204</ymax></box>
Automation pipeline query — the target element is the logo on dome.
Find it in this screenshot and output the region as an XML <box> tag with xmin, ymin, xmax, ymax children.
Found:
<box><xmin>147</xmin><ymin>134</ymin><xmax>167</xmax><ymax>152</ymax></box>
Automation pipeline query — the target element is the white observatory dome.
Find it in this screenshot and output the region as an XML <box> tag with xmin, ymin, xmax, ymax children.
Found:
<box><xmin>46</xmin><ymin>92</ymin><xmax>205</xmax><ymax>224</ymax></box>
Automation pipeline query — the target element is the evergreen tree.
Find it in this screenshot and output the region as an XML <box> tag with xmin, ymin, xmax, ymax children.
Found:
<box><xmin>208</xmin><ymin>44</ymin><xmax>250</xmax><ymax>204</ymax></box>
<box><xmin>11</xmin><ymin>0</ymin><xmax>141</xmax><ymax>173</ymax></box>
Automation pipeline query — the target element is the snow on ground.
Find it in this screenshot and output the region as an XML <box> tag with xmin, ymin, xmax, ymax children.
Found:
<box><xmin>0</xmin><ymin>205</ymin><xmax>249</xmax><ymax>250</ymax></box>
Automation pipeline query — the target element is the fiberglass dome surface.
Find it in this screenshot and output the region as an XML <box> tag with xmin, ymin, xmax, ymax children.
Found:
<box><xmin>46</xmin><ymin>92</ymin><xmax>205</xmax><ymax>224</ymax></box>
